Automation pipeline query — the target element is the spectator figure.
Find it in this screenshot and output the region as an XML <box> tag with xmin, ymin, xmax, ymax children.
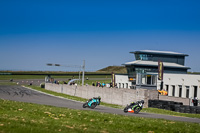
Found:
<box><xmin>96</xmin><ymin>81</ymin><xmax>98</xmax><ymax>87</ymax></box>
<box><xmin>102</xmin><ymin>83</ymin><xmax>105</xmax><ymax>88</ymax></box>
<box><xmin>110</xmin><ymin>83</ymin><xmax>113</xmax><ymax>88</ymax></box>
<box><xmin>74</xmin><ymin>83</ymin><xmax>78</xmax><ymax>96</ymax></box>
<box><xmin>92</xmin><ymin>82</ymin><xmax>95</xmax><ymax>86</ymax></box>
<box><xmin>97</xmin><ymin>82</ymin><xmax>100</xmax><ymax>87</ymax></box>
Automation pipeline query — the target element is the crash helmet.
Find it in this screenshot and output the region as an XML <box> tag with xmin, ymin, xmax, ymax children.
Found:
<box><xmin>141</xmin><ymin>100</ymin><xmax>144</xmax><ymax>104</ymax></box>
<box><xmin>98</xmin><ymin>96</ymin><xmax>101</xmax><ymax>99</ymax></box>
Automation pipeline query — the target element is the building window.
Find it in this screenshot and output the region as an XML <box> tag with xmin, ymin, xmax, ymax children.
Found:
<box><xmin>186</xmin><ymin>86</ymin><xmax>190</xmax><ymax>98</ymax></box>
<box><xmin>166</xmin><ymin>85</ymin><xmax>169</xmax><ymax>92</ymax></box>
<box><xmin>147</xmin><ymin>75</ymin><xmax>151</xmax><ymax>85</ymax></box>
<box><xmin>135</xmin><ymin>54</ymin><xmax>153</xmax><ymax>61</ymax></box>
<box><xmin>137</xmin><ymin>73</ymin><xmax>157</xmax><ymax>86</ymax></box>
<box><xmin>165</xmin><ymin>85</ymin><xmax>169</xmax><ymax>96</ymax></box>
<box><xmin>141</xmin><ymin>74</ymin><xmax>146</xmax><ymax>84</ymax></box>
<box><xmin>122</xmin><ymin>83</ymin><xmax>124</xmax><ymax>88</ymax></box>
<box><xmin>179</xmin><ymin>85</ymin><xmax>182</xmax><ymax>97</ymax></box>
<box><xmin>194</xmin><ymin>86</ymin><xmax>197</xmax><ymax>98</ymax></box>
<box><xmin>140</xmin><ymin>54</ymin><xmax>148</xmax><ymax>60</ymax></box>
<box><xmin>126</xmin><ymin>83</ymin><xmax>128</xmax><ymax>88</ymax></box>
<box><xmin>152</xmin><ymin>75</ymin><xmax>157</xmax><ymax>85</ymax></box>
<box><xmin>119</xmin><ymin>83</ymin><xmax>121</xmax><ymax>89</ymax></box>
<box><xmin>172</xmin><ymin>85</ymin><xmax>175</xmax><ymax>96</ymax></box>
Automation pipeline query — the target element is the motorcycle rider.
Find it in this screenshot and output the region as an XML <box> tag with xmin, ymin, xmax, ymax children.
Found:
<box><xmin>95</xmin><ymin>96</ymin><xmax>101</xmax><ymax>105</ymax></box>
<box><xmin>131</xmin><ymin>100</ymin><xmax>144</xmax><ymax>111</ymax></box>
<box><xmin>88</xmin><ymin>96</ymin><xmax>101</xmax><ymax>102</ymax></box>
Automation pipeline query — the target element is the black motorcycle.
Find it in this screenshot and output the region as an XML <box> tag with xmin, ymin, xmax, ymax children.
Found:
<box><xmin>124</xmin><ymin>100</ymin><xmax>144</xmax><ymax>114</ymax></box>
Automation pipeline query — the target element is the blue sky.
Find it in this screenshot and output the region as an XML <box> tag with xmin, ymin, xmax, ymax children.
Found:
<box><xmin>0</xmin><ymin>0</ymin><xmax>200</xmax><ymax>72</ymax></box>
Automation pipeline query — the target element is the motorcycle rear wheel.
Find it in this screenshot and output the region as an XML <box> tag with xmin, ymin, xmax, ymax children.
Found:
<box><xmin>124</xmin><ymin>107</ymin><xmax>128</xmax><ymax>113</ymax></box>
<box><xmin>134</xmin><ymin>107</ymin><xmax>140</xmax><ymax>114</ymax></box>
<box><xmin>90</xmin><ymin>103</ymin><xmax>97</xmax><ymax>109</ymax></box>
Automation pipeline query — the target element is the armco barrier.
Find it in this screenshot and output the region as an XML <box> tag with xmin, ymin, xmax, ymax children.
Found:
<box><xmin>45</xmin><ymin>83</ymin><xmax>158</xmax><ymax>107</ymax></box>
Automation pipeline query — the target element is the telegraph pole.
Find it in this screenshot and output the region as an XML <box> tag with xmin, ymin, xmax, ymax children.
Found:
<box><xmin>82</xmin><ymin>60</ymin><xmax>85</xmax><ymax>86</ymax></box>
<box><xmin>47</xmin><ymin>61</ymin><xmax>85</xmax><ymax>86</ymax></box>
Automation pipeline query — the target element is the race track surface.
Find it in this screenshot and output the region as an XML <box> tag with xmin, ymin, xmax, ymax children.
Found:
<box><xmin>0</xmin><ymin>85</ymin><xmax>200</xmax><ymax>123</ymax></box>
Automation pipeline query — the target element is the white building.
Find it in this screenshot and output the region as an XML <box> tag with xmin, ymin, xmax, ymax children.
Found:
<box><xmin>115</xmin><ymin>50</ymin><xmax>200</xmax><ymax>100</ymax></box>
<box><xmin>161</xmin><ymin>73</ymin><xmax>200</xmax><ymax>99</ymax></box>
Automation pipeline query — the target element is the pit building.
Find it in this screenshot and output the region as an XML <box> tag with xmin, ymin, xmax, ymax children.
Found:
<box><xmin>115</xmin><ymin>50</ymin><xmax>200</xmax><ymax>100</ymax></box>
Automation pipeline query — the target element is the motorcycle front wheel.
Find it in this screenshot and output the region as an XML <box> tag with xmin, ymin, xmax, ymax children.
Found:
<box><xmin>124</xmin><ymin>107</ymin><xmax>128</xmax><ymax>113</ymax></box>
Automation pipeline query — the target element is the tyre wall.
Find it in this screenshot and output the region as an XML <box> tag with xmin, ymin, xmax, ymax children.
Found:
<box><xmin>149</xmin><ymin>99</ymin><xmax>200</xmax><ymax>114</ymax></box>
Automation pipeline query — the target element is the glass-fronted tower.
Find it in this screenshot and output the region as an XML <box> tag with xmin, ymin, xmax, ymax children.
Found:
<box><xmin>123</xmin><ymin>50</ymin><xmax>190</xmax><ymax>89</ymax></box>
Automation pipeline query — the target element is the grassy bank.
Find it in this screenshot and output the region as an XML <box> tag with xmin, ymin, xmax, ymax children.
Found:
<box><xmin>0</xmin><ymin>99</ymin><xmax>200</xmax><ymax>133</ymax></box>
<box><xmin>0</xmin><ymin>82</ymin><xmax>18</xmax><ymax>86</ymax></box>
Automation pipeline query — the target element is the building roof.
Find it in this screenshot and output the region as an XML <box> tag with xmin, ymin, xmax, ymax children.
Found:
<box><xmin>123</xmin><ymin>60</ymin><xmax>190</xmax><ymax>69</ymax></box>
<box><xmin>130</xmin><ymin>50</ymin><xmax>189</xmax><ymax>56</ymax></box>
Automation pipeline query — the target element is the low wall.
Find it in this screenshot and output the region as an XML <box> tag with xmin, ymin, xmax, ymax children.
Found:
<box><xmin>45</xmin><ymin>83</ymin><xmax>158</xmax><ymax>108</ymax></box>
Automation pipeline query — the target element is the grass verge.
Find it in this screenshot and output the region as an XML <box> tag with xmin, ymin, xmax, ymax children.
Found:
<box><xmin>0</xmin><ymin>75</ymin><xmax>111</xmax><ymax>80</ymax></box>
<box><xmin>0</xmin><ymin>99</ymin><xmax>200</xmax><ymax>133</ymax></box>
<box><xmin>0</xmin><ymin>82</ymin><xmax>19</xmax><ymax>86</ymax></box>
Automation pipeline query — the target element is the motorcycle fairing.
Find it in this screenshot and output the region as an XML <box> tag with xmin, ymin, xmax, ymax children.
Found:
<box><xmin>88</xmin><ymin>99</ymin><xmax>99</xmax><ymax>106</ymax></box>
<box><xmin>128</xmin><ymin>108</ymin><xmax>134</xmax><ymax>113</ymax></box>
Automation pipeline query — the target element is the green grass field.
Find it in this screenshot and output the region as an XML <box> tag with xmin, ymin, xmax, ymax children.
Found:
<box><xmin>1</xmin><ymin>99</ymin><xmax>200</xmax><ymax>133</ymax></box>
<box><xmin>0</xmin><ymin>75</ymin><xmax>111</xmax><ymax>80</ymax></box>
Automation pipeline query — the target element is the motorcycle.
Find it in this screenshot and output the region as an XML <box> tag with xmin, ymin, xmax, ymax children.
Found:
<box><xmin>83</xmin><ymin>97</ymin><xmax>101</xmax><ymax>109</ymax></box>
<box><xmin>124</xmin><ymin>100</ymin><xmax>144</xmax><ymax>114</ymax></box>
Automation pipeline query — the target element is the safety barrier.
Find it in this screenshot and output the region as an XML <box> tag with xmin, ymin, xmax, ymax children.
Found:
<box><xmin>148</xmin><ymin>100</ymin><xmax>200</xmax><ymax>114</ymax></box>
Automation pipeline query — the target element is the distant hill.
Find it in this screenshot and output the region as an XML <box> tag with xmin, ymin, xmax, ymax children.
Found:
<box><xmin>187</xmin><ymin>72</ymin><xmax>200</xmax><ymax>74</ymax></box>
<box><xmin>97</xmin><ymin>66</ymin><xmax>127</xmax><ymax>74</ymax></box>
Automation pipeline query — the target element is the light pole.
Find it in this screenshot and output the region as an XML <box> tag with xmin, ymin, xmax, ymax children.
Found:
<box><xmin>46</xmin><ymin>60</ymin><xmax>85</xmax><ymax>86</ymax></box>
<box><xmin>82</xmin><ymin>60</ymin><xmax>85</xmax><ymax>86</ymax></box>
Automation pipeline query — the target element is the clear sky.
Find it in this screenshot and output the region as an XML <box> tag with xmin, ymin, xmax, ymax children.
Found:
<box><xmin>0</xmin><ymin>0</ymin><xmax>200</xmax><ymax>72</ymax></box>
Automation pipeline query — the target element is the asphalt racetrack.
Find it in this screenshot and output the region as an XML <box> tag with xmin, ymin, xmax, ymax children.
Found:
<box><xmin>1</xmin><ymin>85</ymin><xmax>200</xmax><ymax>123</ymax></box>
